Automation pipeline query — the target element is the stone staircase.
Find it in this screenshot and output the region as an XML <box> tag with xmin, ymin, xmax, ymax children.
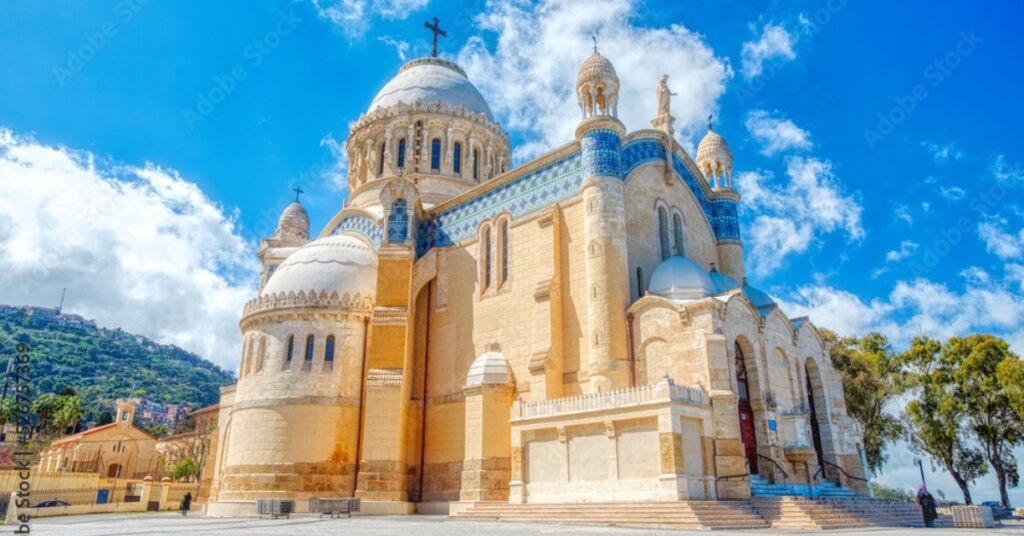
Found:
<box><xmin>751</xmin><ymin>497</ymin><xmax>950</xmax><ymax>529</ymax></box>
<box><xmin>451</xmin><ymin>501</ymin><xmax>770</xmax><ymax>530</ymax></box>
<box><xmin>749</xmin><ymin>474</ymin><xmax>857</xmax><ymax>498</ymax></box>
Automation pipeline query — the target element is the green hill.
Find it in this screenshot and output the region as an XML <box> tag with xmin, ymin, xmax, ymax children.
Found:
<box><xmin>0</xmin><ymin>305</ymin><xmax>235</xmax><ymax>419</ymax></box>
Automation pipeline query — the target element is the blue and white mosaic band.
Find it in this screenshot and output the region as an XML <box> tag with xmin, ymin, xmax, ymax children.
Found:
<box><xmin>329</xmin><ymin>214</ymin><xmax>383</xmax><ymax>249</ymax></box>
<box><xmin>581</xmin><ymin>129</ymin><xmax>623</xmax><ymax>179</ymax></box>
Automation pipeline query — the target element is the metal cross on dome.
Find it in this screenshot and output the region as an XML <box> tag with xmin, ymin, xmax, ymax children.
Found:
<box><xmin>424</xmin><ymin>17</ymin><xmax>446</xmax><ymax>57</ymax></box>
<box><xmin>292</xmin><ymin>186</ymin><xmax>304</xmax><ymax>202</ymax></box>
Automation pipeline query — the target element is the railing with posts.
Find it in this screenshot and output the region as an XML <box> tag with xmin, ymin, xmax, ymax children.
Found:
<box><xmin>756</xmin><ymin>453</ymin><xmax>789</xmax><ymax>482</ymax></box>
<box><xmin>822</xmin><ymin>459</ymin><xmax>868</xmax><ymax>482</ymax></box>
<box><xmin>512</xmin><ymin>379</ymin><xmax>708</xmax><ymax>419</ymax></box>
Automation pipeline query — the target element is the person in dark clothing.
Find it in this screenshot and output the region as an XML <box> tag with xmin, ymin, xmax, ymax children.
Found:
<box><xmin>180</xmin><ymin>492</ymin><xmax>192</xmax><ymax>517</ymax></box>
<box><xmin>916</xmin><ymin>484</ymin><xmax>938</xmax><ymax>527</ymax></box>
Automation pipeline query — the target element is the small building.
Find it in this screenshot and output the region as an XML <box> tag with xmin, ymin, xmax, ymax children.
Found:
<box><xmin>38</xmin><ymin>402</ymin><xmax>159</xmax><ymax>478</ymax></box>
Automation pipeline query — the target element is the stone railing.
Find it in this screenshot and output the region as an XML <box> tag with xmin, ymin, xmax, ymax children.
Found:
<box><xmin>512</xmin><ymin>378</ymin><xmax>707</xmax><ymax>419</ymax></box>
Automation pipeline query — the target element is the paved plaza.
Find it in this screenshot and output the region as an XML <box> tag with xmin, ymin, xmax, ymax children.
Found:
<box><xmin>19</xmin><ymin>513</ymin><xmax>1024</xmax><ymax>535</ymax></box>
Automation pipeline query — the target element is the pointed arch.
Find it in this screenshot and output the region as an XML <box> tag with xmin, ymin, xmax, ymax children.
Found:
<box><xmin>657</xmin><ymin>205</ymin><xmax>670</xmax><ymax>261</ymax></box>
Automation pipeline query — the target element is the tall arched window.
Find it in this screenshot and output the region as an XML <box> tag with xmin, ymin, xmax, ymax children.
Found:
<box><xmin>242</xmin><ymin>336</ymin><xmax>253</xmax><ymax>377</ymax></box>
<box><xmin>484</xmin><ymin>228</ymin><xmax>492</xmax><ymax>289</ymax></box>
<box><xmin>473</xmin><ymin>148</ymin><xmax>480</xmax><ymax>181</ymax></box>
<box><xmin>303</xmin><ymin>334</ymin><xmax>315</xmax><ymax>371</ymax></box>
<box><xmin>255</xmin><ymin>336</ymin><xmax>266</xmax><ymax>373</ymax></box>
<box><xmin>453</xmin><ymin>142</ymin><xmax>462</xmax><ymax>175</ymax></box>
<box><xmin>430</xmin><ymin>138</ymin><xmax>441</xmax><ymax>171</ymax></box>
<box><xmin>500</xmin><ymin>220</ymin><xmax>509</xmax><ymax>285</ymax></box>
<box><xmin>324</xmin><ymin>335</ymin><xmax>335</xmax><ymax>371</ymax></box>
<box><xmin>672</xmin><ymin>212</ymin><xmax>686</xmax><ymax>257</ymax></box>
<box><xmin>283</xmin><ymin>334</ymin><xmax>294</xmax><ymax>370</ymax></box>
<box><xmin>377</xmin><ymin>142</ymin><xmax>386</xmax><ymax>176</ymax></box>
<box><xmin>636</xmin><ymin>266</ymin><xmax>644</xmax><ymax>297</ymax></box>
<box><xmin>397</xmin><ymin>138</ymin><xmax>407</xmax><ymax>168</ymax></box>
<box><xmin>657</xmin><ymin>206</ymin><xmax>670</xmax><ymax>261</ymax></box>
<box><xmin>388</xmin><ymin>199</ymin><xmax>408</xmax><ymax>243</ymax></box>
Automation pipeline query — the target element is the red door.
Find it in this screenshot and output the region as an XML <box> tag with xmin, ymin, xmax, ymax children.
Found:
<box><xmin>736</xmin><ymin>344</ymin><xmax>758</xmax><ymax>474</ymax></box>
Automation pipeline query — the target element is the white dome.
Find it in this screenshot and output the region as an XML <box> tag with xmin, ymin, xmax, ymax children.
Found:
<box><xmin>275</xmin><ymin>201</ymin><xmax>309</xmax><ymax>240</ymax></box>
<box><xmin>709</xmin><ymin>270</ymin><xmax>740</xmax><ymax>294</ymax></box>
<box><xmin>649</xmin><ymin>256</ymin><xmax>716</xmax><ymax>301</ymax></box>
<box><xmin>262</xmin><ymin>234</ymin><xmax>377</xmax><ymax>298</ymax></box>
<box><xmin>465</xmin><ymin>348</ymin><xmax>511</xmax><ymax>387</ymax></box>
<box><xmin>369</xmin><ymin>58</ymin><xmax>494</xmax><ymax>120</ymax></box>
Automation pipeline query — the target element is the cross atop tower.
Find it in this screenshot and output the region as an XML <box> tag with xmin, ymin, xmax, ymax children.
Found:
<box><xmin>292</xmin><ymin>186</ymin><xmax>304</xmax><ymax>202</ymax></box>
<box><xmin>424</xmin><ymin>17</ymin><xmax>446</xmax><ymax>57</ymax></box>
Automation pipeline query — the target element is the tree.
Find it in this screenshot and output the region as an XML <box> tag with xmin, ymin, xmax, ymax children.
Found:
<box><xmin>950</xmin><ymin>335</ymin><xmax>1024</xmax><ymax>507</ymax></box>
<box><xmin>171</xmin><ymin>457</ymin><xmax>200</xmax><ymax>482</ymax></box>
<box><xmin>824</xmin><ymin>330</ymin><xmax>904</xmax><ymax>473</ymax></box>
<box><xmin>998</xmin><ymin>357</ymin><xmax>1024</xmax><ymax>422</ymax></box>
<box><xmin>901</xmin><ymin>336</ymin><xmax>988</xmax><ymax>505</ymax></box>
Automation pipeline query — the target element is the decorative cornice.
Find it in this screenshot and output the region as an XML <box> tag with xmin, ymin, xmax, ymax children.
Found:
<box><xmin>241</xmin><ymin>290</ymin><xmax>374</xmax><ymax>321</ymax></box>
<box><xmin>372</xmin><ymin>306</ymin><xmax>407</xmax><ymax>325</ymax></box>
<box><xmin>367</xmin><ymin>368</ymin><xmax>403</xmax><ymax>387</ymax></box>
<box><xmin>348</xmin><ymin>100</ymin><xmax>507</xmax><ymax>144</ymax></box>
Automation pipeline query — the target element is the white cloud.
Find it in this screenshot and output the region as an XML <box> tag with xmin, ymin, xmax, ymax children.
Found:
<box><xmin>978</xmin><ymin>218</ymin><xmax>1024</xmax><ymax>260</ymax></box>
<box><xmin>778</xmin><ymin>270</ymin><xmax>1024</xmax><ymax>355</ymax></box>
<box><xmin>894</xmin><ymin>204</ymin><xmax>913</xmax><ymax>225</ymax></box>
<box><xmin>738</xmin><ymin>157</ymin><xmax>864</xmax><ymax>276</ymax></box>
<box><xmin>939</xmin><ymin>185</ymin><xmax>965</xmax><ymax>201</ymax></box>
<box><xmin>991</xmin><ymin>154</ymin><xmax>1024</xmax><ymax>183</ymax></box>
<box><xmin>378</xmin><ymin>35</ymin><xmax>410</xmax><ymax>61</ymax></box>
<box><xmin>741</xmin><ymin>22</ymin><xmax>798</xmax><ymax>79</ymax></box>
<box><xmin>457</xmin><ymin>0</ymin><xmax>730</xmax><ymax>162</ymax></box>
<box><xmin>320</xmin><ymin>133</ymin><xmax>350</xmax><ymax>192</ymax></box>
<box><xmin>309</xmin><ymin>0</ymin><xmax>429</xmax><ymax>36</ymax></box>
<box><xmin>0</xmin><ymin>128</ymin><xmax>257</xmax><ymax>371</ymax></box>
<box><xmin>885</xmin><ymin>240</ymin><xmax>919</xmax><ymax>262</ymax></box>
<box><xmin>920</xmin><ymin>140</ymin><xmax>964</xmax><ymax>164</ymax></box>
<box><xmin>744</xmin><ymin>110</ymin><xmax>811</xmax><ymax>155</ymax></box>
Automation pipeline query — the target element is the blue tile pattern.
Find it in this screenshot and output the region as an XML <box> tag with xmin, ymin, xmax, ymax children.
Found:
<box><xmin>581</xmin><ymin>130</ymin><xmax>623</xmax><ymax>179</ymax></box>
<box><xmin>621</xmin><ymin>137</ymin><xmax>742</xmax><ymax>242</ymax></box>
<box><xmin>329</xmin><ymin>214</ymin><xmax>383</xmax><ymax>249</ymax></box>
<box><xmin>387</xmin><ymin>199</ymin><xmax>408</xmax><ymax>243</ymax></box>
<box><xmin>416</xmin><ymin>152</ymin><xmax>583</xmax><ymax>256</ymax></box>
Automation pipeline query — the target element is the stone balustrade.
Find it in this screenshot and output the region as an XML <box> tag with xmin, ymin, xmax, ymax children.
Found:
<box><xmin>512</xmin><ymin>378</ymin><xmax>707</xmax><ymax>420</ymax></box>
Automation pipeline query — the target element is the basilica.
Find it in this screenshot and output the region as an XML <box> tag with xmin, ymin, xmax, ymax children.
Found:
<box><xmin>204</xmin><ymin>43</ymin><xmax>869</xmax><ymax>516</ymax></box>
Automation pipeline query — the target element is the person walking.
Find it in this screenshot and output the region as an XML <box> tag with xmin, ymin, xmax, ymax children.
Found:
<box><xmin>180</xmin><ymin>491</ymin><xmax>192</xmax><ymax>517</ymax></box>
<box><xmin>916</xmin><ymin>484</ymin><xmax>938</xmax><ymax>527</ymax></box>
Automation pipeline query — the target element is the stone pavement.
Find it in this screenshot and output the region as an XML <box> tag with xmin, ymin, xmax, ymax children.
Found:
<box><xmin>22</xmin><ymin>512</ymin><xmax>1024</xmax><ymax>535</ymax></box>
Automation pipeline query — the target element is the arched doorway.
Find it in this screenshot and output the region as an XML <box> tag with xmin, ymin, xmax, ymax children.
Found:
<box><xmin>735</xmin><ymin>343</ymin><xmax>758</xmax><ymax>474</ymax></box>
<box><xmin>107</xmin><ymin>463</ymin><xmax>123</xmax><ymax>478</ymax></box>
<box><xmin>804</xmin><ymin>358</ymin><xmax>829</xmax><ymax>471</ymax></box>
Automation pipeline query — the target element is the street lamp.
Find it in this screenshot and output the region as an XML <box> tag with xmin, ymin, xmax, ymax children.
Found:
<box><xmin>914</xmin><ymin>457</ymin><xmax>927</xmax><ymax>490</ymax></box>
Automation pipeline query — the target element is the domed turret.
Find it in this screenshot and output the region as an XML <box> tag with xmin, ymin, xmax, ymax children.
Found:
<box><xmin>345</xmin><ymin>57</ymin><xmax>510</xmax><ymax>210</ymax></box>
<box><xmin>274</xmin><ymin>201</ymin><xmax>309</xmax><ymax>242</ymax></box>
<box><xmin>696</xmin><ymin>126</ymin><xmax>733</xmax><ymax>189</ymax></box>
<box><xmin>577</xmin><ymin>50</ymin><xmax>619</xmax><ymax>119</ymax></box>
<box><xmin>261</xmin><ymin>234</ymin><xmax>377</xmax><ymax>300</ymax></box>
<box><xmin>648</xmin><ymin>256</ymin><xmax>716</xmax><ymax>302</ymax></box>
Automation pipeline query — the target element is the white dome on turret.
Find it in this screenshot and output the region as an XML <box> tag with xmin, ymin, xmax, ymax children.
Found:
<box><xmin>649</xmin><ymin>256</ymin><xmax>716</xmax><ymax>302</ymax></box>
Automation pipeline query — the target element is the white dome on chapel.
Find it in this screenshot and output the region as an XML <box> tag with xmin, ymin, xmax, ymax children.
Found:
<box><xmin>369</xmin><ymin>57</ymin><xmax>494</xmax><ymax>120</ymax></box>
<box><xmin>262</xmin><ymin>234</ymin><xmax>377</xmax><ymax>298</ymax></box>
<box><xmin>649</xmin><ymin>256</ymin><xmax>716</xmax><ymax>302</ymax></box>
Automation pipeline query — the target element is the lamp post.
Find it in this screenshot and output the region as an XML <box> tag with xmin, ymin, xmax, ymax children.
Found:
<box><xmin>915</xmin><ymin>457</ymin><xmax>927</xmax><ymax>490</ymax></box>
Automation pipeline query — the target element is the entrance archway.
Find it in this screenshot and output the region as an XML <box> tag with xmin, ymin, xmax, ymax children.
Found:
<box><xmin>735</xmin><ymin>342</ymin><xmax>758</xmax><ymax>474</ymax></box>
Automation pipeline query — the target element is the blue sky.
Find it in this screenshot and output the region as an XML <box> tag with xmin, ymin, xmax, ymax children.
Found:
<box><xmin>1</xmin><ymin>0</ymin><xmax>1023</xmax><ymax>501</ymax></box>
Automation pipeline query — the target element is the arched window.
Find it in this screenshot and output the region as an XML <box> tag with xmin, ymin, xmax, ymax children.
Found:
<box><xmin>484</xmin><ymin>228</ymin><xmax>492</xmax><ymax>289</ymax></box>
<box><xmin>453</xmin><ymin>142</ymin><xmax>462</xmax><ymax>175</ymax></box>
<box><xmin>242</xmin><ymin>336</ymin><xmax>253</xmax><ymax>377</ymax></box>
<box><xmin>324</xmin><ymin>335</ymin><xmax>335</xmax><ymax>371</ymax></box>
<box><xmin>657</xmin><ymin>206</ymin><xmax>670</xmax><ymax>261</ymax></box>
<box><xmin>377</xmin><ymin>142</ymin><xmax>386</xmax><ymax>176</ymax></box>
<box><xmin>636</xmin><ymin>266</ymin><xmax>644</xmax><ymax>297</ymax></box>
<box><xmin>500</xmin><ymin>219</ymin><xmax>509</xmax><ymax>285</ymax></box>
<box><xmin>303</xmin><ymin>334</ymin><xmax>314</xmax><ymax>371</ymax></box>
<box><xmin>473</xmin><ymin>148</ymin><xmax>480</xmax><ymax>181</ymax></box>
<box><xmin>388</xmin><ymin>198</ymin><xmax>408</xmax><ymax>243</ymax></box>
<box><xmin>283</xmin><ymin>334</ymin><xmax>294</xmax><ymax>370</ymax></box>
<box><xmin>672</xmin><ymin>212</ymin><xmax>686</xmax><ymax>257</ymax></box>
<box><xmin>430</xmin><ymin>138</ymin><xmax>441</xmax><ymax>171</ymax></box>
<box><xmin>255</xmin><ymin>336</ymin><xmax>266</xmax><ymax>373</ymax></box>
<box><xmin>397</xmin><ymin>138</ymin><xmax>406</xmax><ymax>168</ymax></box>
